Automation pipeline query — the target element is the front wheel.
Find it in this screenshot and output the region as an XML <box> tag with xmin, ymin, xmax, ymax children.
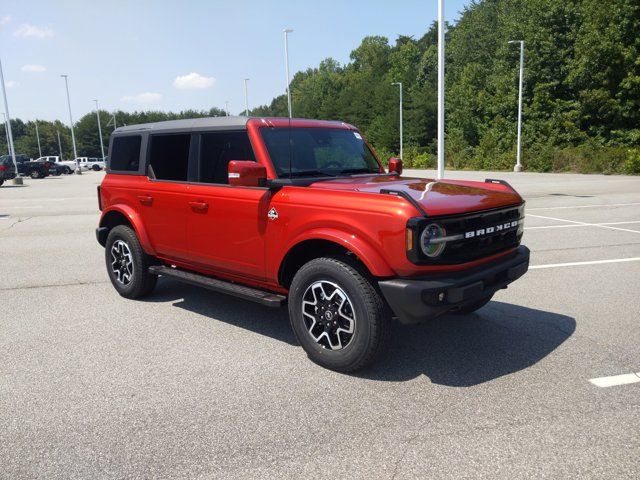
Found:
<box><xmin>30</xmin><ymin>170</ymin><xmax>41</xmax><ymax>179</ymax></box>
<box><xmin>64</xmin><ymin>166</ymin><xmax>72</xmax><ymax>174</ymax></box>
<box><xmin>105</xmin><ymin>225</ymin><xmax>157</xmax><ymax>299</ymax></box>
<box><xmin>92</xmin><ymin>165</ymin><xmax>101</xmax><ymax>171</ymax></box>
<box><xmin>288</xmin><ymin>256</ymin><xmax>389</xmax><ymax>372</ymax></box>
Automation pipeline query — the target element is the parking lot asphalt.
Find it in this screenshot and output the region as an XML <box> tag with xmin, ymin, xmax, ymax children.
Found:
<box><xmin>1</xmin><ymin>170</ymin><xmax>639</xmax><ymax>479</ymax></box>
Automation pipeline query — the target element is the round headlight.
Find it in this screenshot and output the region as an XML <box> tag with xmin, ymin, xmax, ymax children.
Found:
<box><xmin>420</xmin><ymin>223</ymin><xmax>446</xmax><ymax>258</ymax></box>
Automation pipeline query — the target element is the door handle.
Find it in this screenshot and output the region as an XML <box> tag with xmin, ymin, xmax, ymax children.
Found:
<box><xmin>188</xmin><ymin>201</ymin><xmax>209</xmax><ymax>213</ymax></box>
<box><xmin>138</xmin><ymin>195</ymin><xmax>153</xmax><ymax>206</ymax></box>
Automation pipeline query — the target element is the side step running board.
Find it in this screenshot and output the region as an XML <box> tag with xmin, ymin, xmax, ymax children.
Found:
<box><xmin>148</xmin><ymin>265</ymin><xmax>286</xmax><ymax>307</ymax></box>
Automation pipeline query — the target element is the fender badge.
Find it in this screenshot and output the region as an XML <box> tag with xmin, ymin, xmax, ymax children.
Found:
<box><xmin>267</xmin><ymin>208</ymin><xmax>279</xmax><ymax>220</ymax></box>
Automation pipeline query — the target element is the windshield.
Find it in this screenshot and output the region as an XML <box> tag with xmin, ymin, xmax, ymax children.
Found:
<box><xmin>261</xmin><ymin>127</ymin><xmax>380</xmax><ymax>178</ymax></box>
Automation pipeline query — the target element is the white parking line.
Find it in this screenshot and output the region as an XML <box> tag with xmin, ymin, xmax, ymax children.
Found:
<box><xmin>528</xmin><ymin>214</ymin><xmax>640</xmax><ymax>234</ymax></box>
<box><xmin>529</xmin><ymin>202</ymin><xmax>640</xmax><ymax>211</ymax></box>
<box><xmin>530</xmin><ymin>257</ymin><xmax>640</xmax><ymax>269</ymax></box>
<box><xmin>589</xmin><ymin>373</ymin><xmax>640</xmax><ymax>388</ymax></box>
<box><xmin>525</xmin><ymin>220</ymin><xmax>640</xmax><ymax>230</ymax></box>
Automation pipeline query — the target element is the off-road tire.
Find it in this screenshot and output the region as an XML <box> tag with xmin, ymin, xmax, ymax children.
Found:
<box><xmin>105</xmin><ymin>225</ymin><xmax>157</xmax><ymax>299</ymax></box>
<box><xmin>288</xmin><ymin>255</ymin><xmax>389</xmax><ymax>372</ymax></box>
<box><xmin>452</xmin><ymin>294</ymin><xmax>494</xmax><ymax>315</ymax></box>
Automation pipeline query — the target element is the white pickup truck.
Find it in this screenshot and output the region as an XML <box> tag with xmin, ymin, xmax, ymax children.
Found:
<box><xmin>35</xmin><ymin>156</ymin><xmax>77</xmax><ymax>174</ymax></box>
<box><xmin>76</xmin><ymin>157</ymin><xmax>106</xmax><ymax>171</ymax></box>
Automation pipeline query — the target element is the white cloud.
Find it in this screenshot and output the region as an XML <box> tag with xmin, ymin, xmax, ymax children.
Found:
<box><xmin>6</xmin><ymin>80</ymin><xmax>19</xmax><ymax>88</ymax></box>
<box><xmin>121</xmin><ymin>92</ymin><xmax>163</xmax><ymax>104</ymax></box>
<box><xmin>173</xmin><ymin>72</ymin><xmax>216</xmax><ymax>90</ymax></box>
<box><xmin>14</xmin><ymin>23</ymin><xmax>54</xmax><ymax>38</ymax></box>
<box><xmin>21</xmin><ymin>64</ymin><xmax>46</xmax><ymax>73</ymax></box>
<box><xmin>0</xmin><ymin>15</ymin><xmax>11</xmax><ymax>26</ymax></box>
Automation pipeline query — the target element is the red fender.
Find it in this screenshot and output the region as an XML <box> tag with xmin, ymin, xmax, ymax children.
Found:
<box><xmin>99</xmin><ymin>205</ymin><xmax>156</xmax><ymax>256</ymax></box>
<box><xmin>279</xmin><ymin>228</ymin><xmax>395</xmax><ymax>278</ymax></box>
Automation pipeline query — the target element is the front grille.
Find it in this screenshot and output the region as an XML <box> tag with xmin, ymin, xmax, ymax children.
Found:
<box><xmin>408</xmin><ymin>204</ymin><xmax>524</xmax><ymax>265</ymax></box>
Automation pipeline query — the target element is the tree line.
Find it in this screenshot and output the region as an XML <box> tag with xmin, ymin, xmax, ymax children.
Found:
<box><xmin>0</xmin><ymin>108</ymin><xmax>226</xmax><ymax>160</ymax></box>
<box><xmin>2</xmin><ymin>0</ymin><xmax>639</xmax><ymax>173</ymax></box>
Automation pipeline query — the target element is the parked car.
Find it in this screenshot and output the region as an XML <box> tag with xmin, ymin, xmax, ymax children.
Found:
<box><xmin>35</xmin><ymin>156</ymin><xmax>77</xmax><ymax>174</ymax></box>
<box><xmin>96</xmin><ymin>117</ymin><xmax>529</xmax><ymax>372</ymax></box>
<box><xmin>34</xmin><ymin>156</ymin><xmax>65</xmax><ymax>176</ymax></box>
<box><xmin>13</xmin><ymin>154</ymin><xmax>50</xmax><ymax>179</ymax></box>
<box><xmin>0</xmin><ymin>155</ymin><xmax>17</xmax><ymax>186</ymax></box>
<box><xmin>77</xmin><ymin>157</ymin><xmax>105</xmax><ymax>171</ymax></box>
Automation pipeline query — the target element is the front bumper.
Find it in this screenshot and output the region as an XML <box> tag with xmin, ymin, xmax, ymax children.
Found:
<box><xmin>378</xmin><ymin>246</ymin><xmax>530</xmax><ymax>324</ymax></box>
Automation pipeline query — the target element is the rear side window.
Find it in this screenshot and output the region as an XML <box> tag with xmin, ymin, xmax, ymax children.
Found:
<box><xmin>199</xmin><ymin>131</ymin><xmax>255</xmax><ymax>184</ymax></box>
<box><xmin>110</xmin><ymin>136</ymin><xmax>141</xmax><ymax>172</ymax></box>
<box><xmin>148</xmin><ymin>134</ymin><xmax>191</xmax><ymax>181</ymax></box>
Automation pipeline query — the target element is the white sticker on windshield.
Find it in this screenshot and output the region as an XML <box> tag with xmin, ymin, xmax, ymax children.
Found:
<box><xmin>353</xmin><ymin>132</ymin><xmax>362</xmax><ymax>140</ymax></box>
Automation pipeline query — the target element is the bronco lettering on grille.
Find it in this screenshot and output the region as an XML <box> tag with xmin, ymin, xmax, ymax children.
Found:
<box><xmin>464</xmin><ymin>220</ymin><xmax>520</xmax><ymax>239</ymax></box>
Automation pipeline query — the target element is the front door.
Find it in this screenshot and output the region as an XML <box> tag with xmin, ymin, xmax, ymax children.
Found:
<box><xmin>185</xmin><ymin>131</ymin><xmax>269</xmax><ymax>280</ymax></box>
<box><xmin>136</xmin><ymin>133</ymin><xmax>193</xmax><ymax>261</ymax></box>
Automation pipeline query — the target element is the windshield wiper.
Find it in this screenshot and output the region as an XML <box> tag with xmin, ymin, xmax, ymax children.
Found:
<box><xmin>337</xmin><ymin>168</ymin><xmax>379</xmax><ymax>175</ymax></box>
<box><xmin>288</xmin><ymin>170</ymin><xmax>337</xmax><ymax>178</ymax></box>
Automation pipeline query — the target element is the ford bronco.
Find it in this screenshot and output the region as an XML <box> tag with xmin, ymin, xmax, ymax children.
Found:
<box><xmin>96</xmin><ymin>117</ymin><xmax>529</xmax><ymax>371</ymax></box>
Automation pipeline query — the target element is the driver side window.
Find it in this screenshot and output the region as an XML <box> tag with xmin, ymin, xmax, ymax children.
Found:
<box><xmin>198</xmin><ymin>131</ymin><xmax>256</xmax><ymax>184</ymax></box>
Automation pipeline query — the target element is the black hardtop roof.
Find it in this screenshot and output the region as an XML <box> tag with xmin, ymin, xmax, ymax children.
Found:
<box><xmin>113</xmin><ymin>116</ymin><xmax>249</xmax><ymax>135</ymax></box>
<box><xmin>112</xmin><ymin>116</ymin><xmax>353</xmax><ymax>136</ymax></box>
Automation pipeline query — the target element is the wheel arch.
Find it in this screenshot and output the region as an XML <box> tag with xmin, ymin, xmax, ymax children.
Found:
<box><xmin>277</xmin><ymin>231</ymin><xmax>395</xmax><ymax>288</ymax></box>
<box><xmin>98</xmin><ymin>206</ymin><xmax>156</xmax><ymax>255</ymax></box>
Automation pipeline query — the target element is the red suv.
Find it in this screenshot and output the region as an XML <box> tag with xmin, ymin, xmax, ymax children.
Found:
<box><xmin>96</xmin><ymin>117</ymin><xmax>529</xmax><ymax>371</ymax></box>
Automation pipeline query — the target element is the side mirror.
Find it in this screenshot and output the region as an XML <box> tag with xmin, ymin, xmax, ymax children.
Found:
<box><xmin>388</xmin><ymin>157</ymin><xmax>403</xmax><ymax>175</ymax></box>
<box><xmin>228</xmin><ymin>160</ymin><xmax>267</xmax><ymax>187</ymax></box>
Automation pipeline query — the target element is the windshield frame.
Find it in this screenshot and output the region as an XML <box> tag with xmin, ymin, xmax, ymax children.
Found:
<box><xmin>259</xmin><ymin>126</ymin><xmax>383</xmax><ymax>180</ymax></box>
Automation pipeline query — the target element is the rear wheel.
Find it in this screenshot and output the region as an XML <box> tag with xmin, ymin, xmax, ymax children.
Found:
<box><xmin>0</xmin><ymin>180</ymin><xmax>4</xmax><ymax>186</ymax></box>
<box><xmin>30</xmin><ymin>170</ymin><xmax>41</xmax><ymax>179</ymax></box>
<box><xmin>451</xmin><ymin>294</ymin><xmax>494</xmax><ymax>315</ymax></box>
<box><xmin>105</xmin><ymin>225</ymin><xmax>157</xmax><ymax>299</ymax></box>
<box><xmin>288</xmin><ymin>256</ymin><xmax>389</xmax><ymax>372</ymax></box>
<box><xmin>64</xmin><ymin>166</ymin><xmax>72</xmax><ymax>174</ymax></box>
<box><xmin>92</xmin><ymin>164</ymin><xmax>101</xmax><ymax>171</ymax></box>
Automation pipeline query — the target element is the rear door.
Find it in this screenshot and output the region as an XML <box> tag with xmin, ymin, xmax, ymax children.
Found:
<box><xmin>186</xmin><ymin>130</ymin><xmax>269</xmax><ymax>280</ymax></box>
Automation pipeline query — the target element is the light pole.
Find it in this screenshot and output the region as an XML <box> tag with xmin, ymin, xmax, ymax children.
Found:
<box><xmin>508</xmin><ymin>40</ymin><xmax>524</xmax><ymax>172</ymax></box>
<box><xmin>283</xmin><ymin>28</ymin><xmax>293</xmax><ymax>118</ymax></box>
<box><xmin>57</xmin><ymin>130</ymin><xmax>63</xmax><ymax>157</ymax></box>
<box><xmin>35</xmin><ymin>120</ymin><xmax>42</xmax><ymax>157</ymax></box>
<box><xmin>61</xmin><ymin>74</ymin><xmax>80</xmax><ymax>174</ymax></box>
<box><xmin>0</xmin><ymin>57</ymin><xmax>22</xmax><ymax>184</ymax></box>
<box><xmin>1</xmin><ymin>113</ymin><xmax>9</xmax><ymax>155</ymax></box>
<box><xmin>225</xmin><ymin>101</ymin><xmax>230</xmax><ymax>116</ymax></box>
<box><xmin>437</xmin><ymin>0</ymin><xmax>445</xmax><ymax>180</ymax></box>
<box><xmin>391</xmin><ymin>82</ymin><xmax>403</xmax><ymax>160</ymax></box>
<box><xmin>94</xmin><ymin>99</ymin><xmax>105</xmax><ymax>159</ymax></box>
<box><xmin>243</xmin><ymin>78</ymin><xmax>250</xmax><ymax>116</ymax></box>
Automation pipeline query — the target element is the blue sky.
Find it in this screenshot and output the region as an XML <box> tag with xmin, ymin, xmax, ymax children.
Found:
<box><xmin>1</xmin><ymin>0</ymin><xmax>470</xmax><ymax>122</ymax></box>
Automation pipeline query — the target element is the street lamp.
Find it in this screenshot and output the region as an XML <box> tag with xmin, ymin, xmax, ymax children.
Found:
<box><xmin>35</xmin><ymin>120</ymin><xmax>42</xmax><ymax>158</ymax></box>
<box><xmin>225</xmin><ymin>101</ymin><xmax>230</xmax><ymax>116</ymax></box>
<box><xmin>283</xmin><ymin>28</ymin><xmax>293</xmax><ymax>118</ymax></box>
<box><xmin>57</xmin><ymin>130</ymin><xmax>63</xmax><ymax>157</ymax></box>
<box><xmin>243</xmin><ymin>78</ymin><xmax>250</xmax><ymax>117</ymax></box>
<box><xmin>0</xmin><ymin>57</ymin><xmax>22</xmax><ymax>184</ymax></box>
<box><xmin>61</xmin><ymin>75</ymin><xmax>80</xmax><ymax>174</ymax></box>
<box><xmin>94</xmin><ymin>99</ymin><xmax>105</xmax><ymax>159</ymax></box>
<box><xmin>508</xmin><ymin>40</ymin><xmax>524</xmax><ymax>172</ymax></box>
<box><xmin>1</xmin><ymin>113</ymin><xmax>9</xmax><ymax>155</ymax></box>
<box><xmin>391</xmin><ymin>82</ymin><xmax>403</xmax><ymax>160</ymax></box>
<box><xmin>437</xmin><ymin>0</ymin><xmax>445</xmax><ymax>180</ymax></box>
